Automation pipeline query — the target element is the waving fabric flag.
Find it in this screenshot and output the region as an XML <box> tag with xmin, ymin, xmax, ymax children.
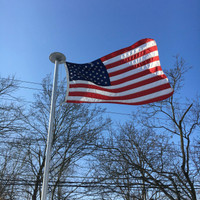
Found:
<box><xmin>65</xmin><ymin>38</ymin><xmax>173</xmax><ymax>105</ymax></box>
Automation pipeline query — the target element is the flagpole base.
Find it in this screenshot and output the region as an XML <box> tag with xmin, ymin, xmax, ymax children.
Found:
<box><xmin>49</xmin><ymin>52</ymin><xmax>66</xmax><ymax>63</ymax></box>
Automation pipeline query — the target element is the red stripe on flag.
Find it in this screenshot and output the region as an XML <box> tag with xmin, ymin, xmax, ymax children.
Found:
<box><xmin>100</xmin><ymin>38</ymin><xmax>155</xmax><ymax>62</ymax></box>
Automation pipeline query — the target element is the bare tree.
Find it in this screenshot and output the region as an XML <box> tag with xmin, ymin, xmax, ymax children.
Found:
<box><xmin>0</xmin><ymin>76</ymin><xmax>22</xmax><ymax>135</ymax></box>
<box><xmin>91</xmin><ymin>124</ymin><xmax>177</xmax><ymax>200</ymax></box>
<box><xmin>91</xmin><ymin>56</ymin><xmax>200</xmax><ymax>200</ymax></box>
<box><xmin>136</xmin><ymin>55</ymin><xmax>200</xmax><ymax>200</ymax></box>
<box><xmin>0</xmin><ymin>76</ymin><xmax>27</xmax><ymax>200</ymax></box>
<box><xmin>18</xmin><ymin>75</ymin><xmax>110</xmax><ymax>200</ymax></box>
<box><xmin>192</xmin><ymin>136</ymin><xmax>200</xmax><ymax>179</ymax></box>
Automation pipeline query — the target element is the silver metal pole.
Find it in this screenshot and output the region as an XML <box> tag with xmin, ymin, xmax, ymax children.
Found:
<box><xmin>41</xmin><ymin>52</ymin><xmax>66</xmax><ymax>200</ymax></box>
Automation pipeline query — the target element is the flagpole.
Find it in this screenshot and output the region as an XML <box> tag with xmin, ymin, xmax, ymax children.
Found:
<box><xmin>41</xmin><ymin>52</ymin><xmax>66</xmax><ymax>200</ymax></box>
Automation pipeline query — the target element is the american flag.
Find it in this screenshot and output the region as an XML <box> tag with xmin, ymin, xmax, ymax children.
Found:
<box><xmin>65</xmin><ymin>38</ymin><xmax>173</xmax><ymax>105</ymax></box>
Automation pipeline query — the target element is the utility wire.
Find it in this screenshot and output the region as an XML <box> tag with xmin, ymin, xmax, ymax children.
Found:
<box><xmin>1</xmin><ymin>178</ymin><xmax>200</xmax><ymax>189</ymax></box>
<box><xmin>0</xmin><ymin>97</ymin><xmax>132</xmax><ymax>116</ymax></box>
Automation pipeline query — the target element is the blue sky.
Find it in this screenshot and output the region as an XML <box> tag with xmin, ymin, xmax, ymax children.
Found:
<box><xmin>0</xmin><ymin>0</ymin><xmax>199</xmax><ymax>119</ymax></box>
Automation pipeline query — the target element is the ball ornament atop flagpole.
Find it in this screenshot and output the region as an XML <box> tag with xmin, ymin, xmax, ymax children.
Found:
<box><xmin>49</xmin><ymin>52</ymin><xmax>66</xmax><ymax>64</ymax></box>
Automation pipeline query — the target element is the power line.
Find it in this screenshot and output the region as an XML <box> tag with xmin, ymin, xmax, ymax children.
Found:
<box><xmin>0</xmin><ymin>97</ymin><xmax>33</xmax><ymax>104</ymax></box>
<box><xmin>0</xmin><ymin>96</ymin><xmax>132</xmax><ymax>116</ymax></box>
<box><xmin>0</xmin><ymin>78</ymin><xmax>43</xmax><ymax>86</ymax></box>
<box><xmin>0</xmin><ymin>134</ymin><xmax>199</xmax><ymax>148</ymax></box>
<box><xmin>18</xmin><ymin>86</ymin><xmax>43</xmax><ymax>91</ymax></box>
<box><xmin>1</xmin><ymin>178</ymin><xmax>200</xmax><ymax>189</ymax></box>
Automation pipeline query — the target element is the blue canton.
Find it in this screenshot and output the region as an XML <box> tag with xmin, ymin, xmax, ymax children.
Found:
<box><xmin>66</xmin><ymin>59</ymin><xmax>111</xmax><ymax>86</ymax></box>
